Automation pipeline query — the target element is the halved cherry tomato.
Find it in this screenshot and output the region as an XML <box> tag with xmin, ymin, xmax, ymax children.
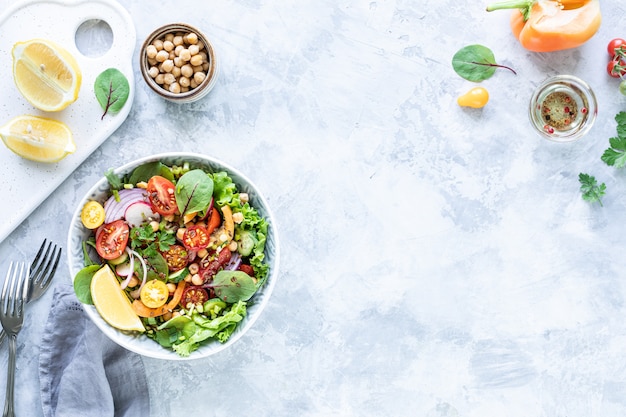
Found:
<box><xmin>180</xmin><ymin>286</ymin><xmax>208</xmax><ymax>308</ymax></box>
<box><xmin>95</xmin><ymin>220</ymin><xmax>129</xmax><ymax>260</ymax></box>
<box><xmin>147</xmin><ymin>176</ymin><xmax>177</xmax><ymax>215</ymax></box>
<box><xmin>161</xmin><ymin>244</ymin><xmax>189</xmax><ymax>271</ymax></box>
<box><xmin>182</xmin><ymin>225</ymin><xmax>210</xmax><ymax>251</ymax></box>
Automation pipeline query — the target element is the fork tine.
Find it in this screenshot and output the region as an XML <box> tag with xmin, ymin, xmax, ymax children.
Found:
<box><xmin>0</xmin><ymin>262</ymin><xmax>16</xmax><ymax>314</ymax></box>
<box><xmin>29</xmin><ymin>239</ymin><xmax>49</xmax><ymax>284</ymax></box>
<box><xmin>37</xmin><ymin>244</ymin><xmax>61</xmax><ymax>288</ymax></box>
<box><xmin>2</xmin><ymin>262</ymin><xmax>28</xmax><ymax>317</ymax></box>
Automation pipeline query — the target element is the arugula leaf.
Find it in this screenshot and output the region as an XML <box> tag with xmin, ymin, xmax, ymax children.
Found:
<box><xmin>94</xmin><ymin>68</ymin><xmax>130</xmax><ymax>120</ymax></box>
<box><xmin>601</xmin><ymin>111</ymin><xmax>626</xmax><ymax>168</ymax></box>
<box><xmin>579</xmin><ymin>173</ymin><xmax>606</xmax><ymax>206</ymax></box>
<box><xmin>451</xmin><ymin>45</ymin><xmax>516</xmax><ymax>82</ymax></box>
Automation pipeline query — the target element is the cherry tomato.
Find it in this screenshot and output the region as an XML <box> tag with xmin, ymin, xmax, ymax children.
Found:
<box><xmin>238</xmin><ymin>264</ymin><xmax>255</xmax><ymax>277</ymax></box>
<box><xmin>607</xmin><ymin>59</ymin><xmax>626</xmax><ymax>78</ymax></box>
<box><xmin>608</xmin><ymin>38</ymin><xmax>626</xmax><ymax>57</ymax></box>
<box><xmin>457</xmin><ymin>87</ymin><xmax>489</xmax><ymax>109</ymax></box>
<box><xmin>140</xmin><ymin>279</ymin><xmax>169</xmax><ymax>308</ymax></box>
<box><xmin>182</xmin><ymin>225</ymin><xmax>210</xmax><ymax>251</ymax></box>
<box><xmin>95</xmin><ymin>220</ymin><xmax>129</xmax><ymax>260</ymax></box>
<box><xmin>180</xmin><ymin>286</ymin><xmax>208</xmax><ymax>308</ymax></box>
<box><xmin>161</xmin><ymin>244</ymin><xmax>189</xmax><ymax>271</ymax></box>
<box><xmin>81</xmin><ymin>200</ymin><xmax>105</xmax><ymax>229</ymax></box>
<box><xmin>147</xmin><ymin>176</ymin><xmax>177</xmax><ymax>215</ymax></box>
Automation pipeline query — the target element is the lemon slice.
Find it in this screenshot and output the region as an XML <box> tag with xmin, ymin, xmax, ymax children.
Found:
<box><xmin>0</xmin><ymin>115</ymin><xmax>76</xmax><ymax>163</ymax></box>
<box><xmin>91</xmin><ymin>265</ymin><xmax>145</xmax><ymax>332</ymax></box>
<box><xmin>12</xmin><ymin>38</ymin><xmax>82</xmax><ymax>112</ymax></box>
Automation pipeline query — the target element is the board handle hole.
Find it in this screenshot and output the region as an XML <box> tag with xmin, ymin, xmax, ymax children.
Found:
<box><xmin>75</xmin><ymin>19</ymin><xmax>113</xmax><ymax>57</ymax></box>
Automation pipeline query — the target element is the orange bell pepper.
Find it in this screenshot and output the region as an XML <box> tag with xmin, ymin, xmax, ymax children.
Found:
<box><xmin>486</xmin><ymin>0</ymin><xmax>602</xmax><ymax>52</ymax></box>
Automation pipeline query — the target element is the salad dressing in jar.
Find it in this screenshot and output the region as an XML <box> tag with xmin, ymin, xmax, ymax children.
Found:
<box><xmin>529</xmin><ymin>75</ymin><xmax>597</xmax><ymax>142</ymax></box>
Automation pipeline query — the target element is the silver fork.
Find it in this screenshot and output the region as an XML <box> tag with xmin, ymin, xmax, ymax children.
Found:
<box><xmin>0</xmin><ymin>239</ymin><xmax>61</xmax><ymax>347</ymax></box>
<box><xmin>0</xmin><ymin>262</ymin><xmax>29</xmax><ymax>417</ymax></box>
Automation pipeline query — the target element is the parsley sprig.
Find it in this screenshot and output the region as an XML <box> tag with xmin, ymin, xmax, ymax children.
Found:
<box><xmin>578</xmin><ymin>173</ymin><xmax>606</xmax><ymax>206</ymax></box>
<box><xmin>601</xmin><ymin>112</ymin><xmax>626</xmax><ymax>168</ymax></box>
<box><xmin>130</xmin><ymin>224</ymin><xmax>176</xmax><ymax>257</ymax></box>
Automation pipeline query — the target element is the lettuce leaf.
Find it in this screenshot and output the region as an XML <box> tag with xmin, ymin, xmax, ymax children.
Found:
<box><xmin>172</xmin><ymin>301</ymin><xmax>247</xmax><ymax>357</ymax></box>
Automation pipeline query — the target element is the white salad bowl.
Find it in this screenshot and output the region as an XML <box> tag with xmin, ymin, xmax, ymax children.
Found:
<box><xmin>67</xmin><ymin>152</ymin><xmax>280</xmax><ymax>360</ymax></box>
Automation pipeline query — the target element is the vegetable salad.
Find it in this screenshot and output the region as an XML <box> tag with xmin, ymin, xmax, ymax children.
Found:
<box><xmin>74</xmin><ymin>161</ymin><xmax>269</xmax><ymax>357</ymax></box>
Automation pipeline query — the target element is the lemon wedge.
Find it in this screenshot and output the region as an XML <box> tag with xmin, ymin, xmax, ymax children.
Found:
<box><xmin>0</xmin><ymin>115</ymin><xmax>76</xmax><ymax>163</ymax></box>
<box><xmin>12</xmin><ymin>38</ymin><xmax>82</xmax><ymax>112</ymax></box>
<box><xmin>90</xmin><ymin>265</ymin><xmax>145</xmax><ymax>333</ymax></box>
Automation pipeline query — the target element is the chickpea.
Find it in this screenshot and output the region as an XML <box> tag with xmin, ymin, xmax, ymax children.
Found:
<box><xmin>148</xmin><ymin>66</ymin><xmax>159</xmax><ymax>78</ymax></box>
<box><xmin>163</xmin><ymin>40</ymin><xmax>174</xmax><ymax>52</ymax></box>
<box><xmin>176</xmin><ymin>227</ymin><xmax>186</xmax><ymax>240</ymax></box>
<box><xmin>228</xmin><ymin>240</ymin><xmax>238</xmax><ymax>252</ymax></box>
<box><xmin>186</xmin><ymin>32</ymin><xmax>198</xmax><ymax>44</ymax></box>
<box><xmin>181</xmin><ymin>64</ymin><xmax>194</xmax><ymax>78</ymax></box>
<box><xmin>194</xmin><ymin>71</ymin><xmax>206</xmax><ymax>84</ymax></box>
<box><xmin>161</xmin><ymin>59</ymin><xmax>174</xmax><ymax>73</ymax></box>
<box><xmin>155</xmin><ymin>73</ymin><xmax>165</xmax><ymax>84</ymax></box>
<box><xmin>164</xmin><ymin>33</ymin><xmax>174</xmax><ymax>42</ymax></box>
<box><xmin>191</xmin><ymin>274</ymin><xmax>204</xmax><ymax>286</ymax></box>
<box><xmin>179</xmin><ymin>48</ymin><xmax>191</xmax><ymax>62</ymax></box>
<box><xmin>173</xmin><ymin>35</ymin><xmax>184</xmax><ymax>46</ymax></box>
<box><xmin>153</xmin><ymin>39</ymin><xmax>164</xmax><ymax>50</ymax></box>
<box><xmin>149</xmin><ymin>220</ymin><xmax>160</xmax><ymax>232</ymax></box>
<box><xmin>175</xmin><ymin>45</ymin><xmax>184</xmax><ymax>56</ymax></box>
<box><xmin>188</xmin><ymin>263</ymin><xmax>199</xmax><ymax>274</ymax></box>
<box><xmin>163</xmin><ymin>73</ymin><xmax>176</xmax><ymax>85</ymax></box>
<box><xmin>171</xmin><ymin>66</ymin><xmax>181</xmax><ymax>78</ymax></box>
<box><xmin>146</xmin><ymin>44</ymin><xmax>158</xmax><ymax>59</ymax></box>
<box><xmin>169</xmin><ymin>82</ymin><xmax>181</xmax><ymax>93</ymax></box>
<box><xmin>166</xmin><ymin>282</ymin><xmax>177</xmax><ymax>293</ymax></box>
<box><xmin>179</xmin><ymin>76</ymin><xmax>190</xmax><ymax>88</ymax></box>
<box><xmin>155</xmin><ymin>50</ymin><xmax>169</xmax><ymax>63</ymax></box>
<box><xmin>188</xmin><ymin>44</ymin><xmax>200</xmax><ymax>56</ymax></box>
<box><xmin>190</xmin><ymin>78</ymin><xmax>198</xmax><ymax>89</ymax></box>
<box><xmin>189</xmin><ymin>54</ymin><xmax>203</xmax><ymax>67</ymax></box>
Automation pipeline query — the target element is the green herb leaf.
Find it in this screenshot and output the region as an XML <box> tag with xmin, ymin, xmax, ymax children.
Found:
<box><xmin>94</xmin><ymin>68</ymin><xmax>130</xmax><ymax>120</ymax></box>
<box><xmin>578</xmin><ymin>173</ymin><xmax>606</xmax><ymax>206</ymax></box>
<box><xmin>175</xmin><ymin>169</ymin><xmax>214</xmax><ymax>215</ymax></box>
<box><xmin>73</xmin><ymin>264</ymin><xmax>102</xmax><ymax>304</ymax></box>
<box><xmin>601</xmin><ymin>111</ymin><xmax>626</xmax><ymax>168</ymax></box>
<box><xmin>452</xmin><ymin>45</ymin><xmax>516</xmax><ymax>82</ymax></box>
<box><xmin>210</xmin><ymin>270</ymin><xmax>258</xmax><ymax>302</ymax></box>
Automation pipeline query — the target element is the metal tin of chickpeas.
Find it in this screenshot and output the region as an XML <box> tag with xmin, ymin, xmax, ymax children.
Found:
<box><xmin>140</xmin><ymin>23</ymin><xmax>218</xmax><ymax>103</ymax></box>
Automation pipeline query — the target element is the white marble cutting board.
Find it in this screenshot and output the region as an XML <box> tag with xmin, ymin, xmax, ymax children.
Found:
<box><xmin>0</xmin><ymin>0</ymin><xmax>135</xmax><ymax>243</ymax></box>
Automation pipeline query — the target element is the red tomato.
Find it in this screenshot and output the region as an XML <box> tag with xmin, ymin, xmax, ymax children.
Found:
<box><xmin>180</xmin><ymin>286</ymin><xmax>208</xmax><ymax>308</ymax></box>
<box><xmin>147</xmin><ymin>176</ymin><xmax>177</xmax><ymax>215</ymax></box>
<box><xmin>238</xmin><ymin>264</ymin><xmax>255</xmax><ymax>277</ymax></box>
<box><xmin>608</xmin><ymin>59</ymin><xmax>626</xmax><ymax>78</ymax></box>
<box><xmin>608</xmin><ymin>38</ymin><xmax>626</xmax><ymax>57</ymax></box>
<box><xmin>161</xmin><ymin>244</ymin><xmax>189</xmax><ymax>271</ymax></box>
<box><xmin>182</xmin><ymin>225</ymin><xmax>210</xmax><ymax>251</ymax></box>
<box><xmin>95</xmin><ymin>220</ymin><xmax>129</xmax><ymax>260</ymax></box>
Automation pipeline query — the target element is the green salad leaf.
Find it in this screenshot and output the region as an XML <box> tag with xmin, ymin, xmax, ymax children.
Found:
<box><xmin>73</xmin><ymin>264</ymin><xmax>102</xmax><ymax>304</ymax></box>
<box><xmin>172</xmin><ymin>301</ymin><xmax>247</xmax><ymax>357</ymax></box>
<box><xmin>94</xmin><ymin>68</ymin><xmax>130</xmax><ymax>120</ymax></box>
<box><xmin>175</xmin><ymin>169</ymin><xmax>214</xmax><ymax>215</ymax></box>
<box><xmin>452</xmin><ymin>45</ymin><xmax>516</xmax><ymax>82</ymax></box>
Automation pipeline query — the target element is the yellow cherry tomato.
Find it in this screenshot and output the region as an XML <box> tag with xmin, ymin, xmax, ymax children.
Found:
<box><xmin>81</xmin><ymin>201</ymin><xmax>105</xmax><ymax>229</ymax></box>
<box><xmin>140</xmin><ymin>279</ymin><xmax>169</xmax><ymax>308</ymax></box>
<box><xmin>457</xmin><ymin>86</ymin><xmax>489</xmax><ymax>108</ymax></box>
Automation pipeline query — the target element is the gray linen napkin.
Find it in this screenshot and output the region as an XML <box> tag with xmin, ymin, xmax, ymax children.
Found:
<box><xmin>39</xmin><ymin>284</ymin><xmax>151</xmax><ymax>417</ymax></box>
